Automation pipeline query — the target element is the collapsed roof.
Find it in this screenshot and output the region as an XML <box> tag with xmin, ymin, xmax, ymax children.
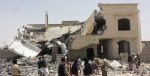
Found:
<box><xmin>45</xmin><ymin>25</ymin><xmax>81</xmax><ymax>41</ymax></box>
<box><xmin>7</xmin><ymin>37</ymin><xmax>41</xmax><ymax>58</ymax></box>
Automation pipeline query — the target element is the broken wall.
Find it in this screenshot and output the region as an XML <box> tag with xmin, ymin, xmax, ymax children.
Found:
<box><xmin>82</xmin><ymin>10</ymin><xmax>96</xmax><ymax>35</ymax></box>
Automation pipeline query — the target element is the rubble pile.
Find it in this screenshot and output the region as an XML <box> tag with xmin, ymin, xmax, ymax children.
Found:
<box><xmin>108</xmin><ymin>61</ymin><xmax>150</xmax><ymax>76</ymax></box>
<box><xmin>0</xmin><ymin>55</ymin><xmax>58</xmax><ymax>76</ymax></box>
<box><xmin>0</xmin><ymin>56</ymin><xmax>150</xmax><ymax>76</ymax></box>
<box><xmin>109</xmin><ymin>60</ymin><xmax>122</xmax><ymax>69</ymax></box>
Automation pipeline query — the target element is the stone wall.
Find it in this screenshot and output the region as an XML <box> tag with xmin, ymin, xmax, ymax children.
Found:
<box><xmin>141</xmin><ymin>41</ymin><xmax>150</xmax><ymax>62</ymax></box>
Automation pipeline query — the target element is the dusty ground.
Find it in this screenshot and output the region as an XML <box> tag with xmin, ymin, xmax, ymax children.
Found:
<box><xmin>0</xmin><ymin>56</ymin><xmax>150</xmax><ymax>76</ymax></box>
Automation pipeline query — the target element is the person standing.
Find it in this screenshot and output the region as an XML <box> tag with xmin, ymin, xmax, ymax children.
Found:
<box><xmin>58</xmin><ymin>57</ymin><xmax>71</xmax><ymax>76</ymax></box>
<box><xmin>93</xmin><ymin>58</ymin><xmax>101</xmax><ymax>75</ymax></box>
<box><xmin>37</xmin><ymin>56</ymin><xmax>43</xmax><ymax>76</ymax></box>
<box><xmin>66</xmin><ymin>58</ymin><xmax>71</xmax><ymax>75</ymax></box>
<box><xmin>132</xmin><ymin>55</ymin><xmax>138</xmax><ymax>73</ymax></box>
<box><xmin>12</xmin><ymin>59</ymin><xmax>20</xmax><ymax>76</ymax></box>
<box><xmin>83</xmin><ymin>58</ymin><xmax>93</xmax><ymax>76</ymax></box>
<box><xmin>77</xmin><ymin>58</ymin><xmax>82</xmax><ymax>75</ymax></box>
<box><xmin>40</xmin><ymin>56</ymin><xmax>49</xmax><ymax>76</ymax></box>
<box><xmin>101</xmin><ymin>58</ymin><xmax>109</xmax><ymax>76</ymax></box>
<box><xmin>128</xmin><ymin>54</ymin><xmax>133</xmax><ymax>71</ymax></box>
<box><xmin>71</xmin><ymin>60</ymin><xmax>79</xmax><ymax>76</ymax></box>
<box><xmin>137</xmin><ymin>53</ymin><xmax>140</xmax><ymax>69</ymax></box>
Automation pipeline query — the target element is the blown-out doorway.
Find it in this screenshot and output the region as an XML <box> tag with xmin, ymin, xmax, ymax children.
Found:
<box><xmin>86</xmin><ymin>48</ymin><xmax>94</xmax><ymax>60</ymax></box>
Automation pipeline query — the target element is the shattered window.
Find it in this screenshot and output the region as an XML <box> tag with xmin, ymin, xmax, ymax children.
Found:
<box><xmin>118</xmin><ymin>18</ymin><xmax>130</xmax><ymax>31</ymax></box>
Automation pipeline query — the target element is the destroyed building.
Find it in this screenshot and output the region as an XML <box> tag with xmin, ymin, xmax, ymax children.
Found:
<box><xmin>7</xmin><ymin>3</ymin><xmax>141</xmax><ymax>60</ymax></box>
<box><xmin>70</xmin><ymin>3</ymin><xmax>142</xmax><ymax>60</ymax></box>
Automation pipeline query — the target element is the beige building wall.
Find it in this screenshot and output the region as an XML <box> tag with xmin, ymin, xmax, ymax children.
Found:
<box><xmin>109</xmin><ymin>38</ymin><xmax>138</xmax><ymax>59</ymax></box>
<box><xmin>100</xmin><ymin>4</ymin><xmax>140</xmax><ymax>38</ymax></box>
<box><xmin>69</xmin><ymin>44</ymin><xmax>97</xmax><ymax>60</ymax></box>
<box><xmin>98</xmin><ymin>4</ymin><xmax>141</xmax><ymax>59</ymax></box>
<box><xmin>70</xmin><ymin>3</ymin><xmax>142</xmax><ymax>60</ymax></box>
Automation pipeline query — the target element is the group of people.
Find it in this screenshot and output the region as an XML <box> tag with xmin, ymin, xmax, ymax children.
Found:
<box><xmin>128</xmin><ymin>53</ymin><xmax>140</xmax><ymax>73</ymax></box>
<box><xmin>10</xmin><ymin>55</ymin><xmax>110</xmax><ymax>76</ymax></box>
<box><xmin>58</xmin><ymin>56</ymin><xmax>110</xmax><ymax>76</ymax></box>
<box><xmin>11</xmin><ymin>56</ymin><xmax>49</xmax><ymax>76</ymax></box>
<box><xmin>11</xmin><ymin>54</ymin><xmax>141</xmax><ymax>76</ymax></box>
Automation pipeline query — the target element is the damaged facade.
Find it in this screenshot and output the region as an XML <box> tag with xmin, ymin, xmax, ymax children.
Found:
<box><xmin>8</xmin><ymin>3</ymin><xmax>141</xmax><ymax>60</ymax></box>
<box><xmin>70</xmin><ymin>3</ymin><xmax>142</xmax><ymax>60</ymax></box>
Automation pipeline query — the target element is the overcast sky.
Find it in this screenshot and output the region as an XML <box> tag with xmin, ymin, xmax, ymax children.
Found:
<box><xmin>0</xmin><ymin>0</ymin><xmax>149</xmax><ymax>46</ymax></box>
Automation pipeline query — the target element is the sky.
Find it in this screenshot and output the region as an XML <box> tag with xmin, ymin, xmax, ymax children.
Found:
<box><xmin>0</xmin><ymin>0</ymin><xmax>149</xmax><ymax>46</ymax></box>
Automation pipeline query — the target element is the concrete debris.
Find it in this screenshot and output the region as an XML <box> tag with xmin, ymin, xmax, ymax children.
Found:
<box><xmin>109</xmin><ymin>60</ymin><xmax>122</xmax><ymax>69</ymax></box>
<box><xmin>8</xmin><ymin>37</ymin><xmax>41</xmax><ymax>58</ymax></box>
<box><xmin>0</xmin><ymin>56</ymin><xmax>150</xmax><ymax>76</ymax></box>
<box><xmin>45</xmin><ymin>25</ymin><xmax>81</xmax><ymax>41</ymax></box>
<box><xmin>56</xmin><ymin>41</ymin><xmax>68</xmax><ymax>55</ymax></box>
<box><xmin>0</xmin><ymin>49</ymin><xmax>20</xmax><ymax>59</ymax></box>
<box><xmin>0</xmin><ymin>55</ymin><xmax>51</xmax><ymax>76</ymax></box>
<box><xmin>0</xmin><ymin>3</ymin><xmax>149</xmax><ymax>76</ymax></box>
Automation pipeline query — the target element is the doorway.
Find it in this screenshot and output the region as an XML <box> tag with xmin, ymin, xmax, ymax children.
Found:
<box><xmin>97</xmin><ymin>40</ymin><xmax>109</xmax><ymax>58</ymax></box>
<box><xmin>117</xmin><ymin>40</ymin><xmax>130</xmax><ymax>54</ymax></box>
<box><xmin>86</xmin><ymin>48</ymin><xmax>94</xmax><ymax>60</ymax></box>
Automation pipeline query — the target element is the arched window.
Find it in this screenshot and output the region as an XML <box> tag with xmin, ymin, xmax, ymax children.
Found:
<box><xmin>117</xmin><ymin>40</ymin><xmax>130</xmax><ymax>54</ymax></box>
<box><xmin>118</xmin><ymin>18</ymin><xmax>130</xmax><ymax>30</ymax></box>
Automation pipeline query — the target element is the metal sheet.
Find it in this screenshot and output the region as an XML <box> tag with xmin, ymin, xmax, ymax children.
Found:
<box><xmin>8</xmin><ymin>38</ymin><xmax>41</xmax><ymax>58</ymax></box>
